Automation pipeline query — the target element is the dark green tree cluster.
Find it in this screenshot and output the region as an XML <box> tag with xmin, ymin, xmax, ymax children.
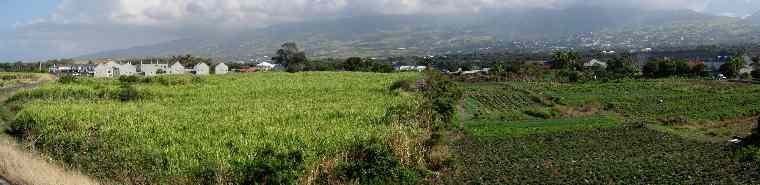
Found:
<box><xmin>719</xmin><ymin>56</ymin><xmax>746</xmax><ymax>79</ymax></box>
<box><xmin>340</xmin><ymin>57</ymin><xmax>393</xmax><ymax>73</ymax></box>
<box><xmin>751</xmin><ymin>56</ymin><xmax>760</xmax><ymax>80</ymax></box>
<box><xmin>594</xmin><ymin>55</ymin><xmax>641</xmax><ymax>80</ymax></box>
<box><xmin>0</xmin><ymin>62</ymin><xmax>48</xmax><ymax>73</ymax></box>
<box><xmin>272</xmin><ymin>42</ymin><xmax>308</xmax><ymax>73</ymax></box>
<box><xmin>643</xmin><ymin>59</ymin><xmax>705</xmax><ymax>78</ymax></box>
<box><xmin>169</xmin><ymin>54</ymin><xmax>212</xmax><ymax>66</ymax></box>
<box><xmin>551</xmin><ymin>51</ymin><xmax>581</xmax><ymax>70</ymax></box>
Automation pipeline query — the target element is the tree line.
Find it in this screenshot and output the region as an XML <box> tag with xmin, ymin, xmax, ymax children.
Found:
<box><xmin>273</xmin><ymin>42</ymin><xmax>394</xmax><ymax>73</ymax></box>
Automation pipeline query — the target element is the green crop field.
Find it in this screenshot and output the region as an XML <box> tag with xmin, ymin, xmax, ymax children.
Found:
<box><xmin>7</xmin><ymin>72</ymin><xmax>427</xmax><ymax>184</ymax></box>
<box><xmin>0</xmin><ymin>72</ymin><xmax>48</xmax><ymax>88</ymax></box>
<box><xmin>446</xmin><ymin>79</ymin><xmax>760</xmax><ymax>184</ymax></box>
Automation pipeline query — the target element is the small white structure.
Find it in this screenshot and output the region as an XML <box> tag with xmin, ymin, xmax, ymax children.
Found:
<box><xmin>194</xmin><ymin>63</ymin><xmax>210</xmax><ymax>75</ymax></box>
<box><xmin>215</xmin><ymin>63</ymin><xmax>229</xmax><ymax>75</ymax></box>
<box><xmin>396</xmin><ymin>66</ymin><xmax>427</xmax><ymax>72</ymax></box>
<box><xmin>169</xmin><ymin>62</ymin><xmax>186</xmax><ymax>75</ymax></box>
<box><xmin>256</xmin><ymin>62</ymin><xmax>276</xmax><ymax>71</ymax></box>
<box><xmin>584</xmin><ymin>59</ymin><xmax>607</xmax><ymax>68</ymax></box>
<box><xmin>94</xmin><ymin>61</ymin><xmax>118</xmax><ymax>78</ymax></box>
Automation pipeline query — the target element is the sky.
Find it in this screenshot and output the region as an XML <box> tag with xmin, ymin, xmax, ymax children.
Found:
<box><xmin>0</xmin><ymin>0</ymin><xmax>758</xmax><ymax>61</ymax></box>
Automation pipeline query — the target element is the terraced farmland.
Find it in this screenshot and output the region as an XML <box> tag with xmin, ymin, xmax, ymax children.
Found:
<box><xmin>447</xmin><ymin>80</ymin><xmax>760</xmax><ymax>184</ymax></box>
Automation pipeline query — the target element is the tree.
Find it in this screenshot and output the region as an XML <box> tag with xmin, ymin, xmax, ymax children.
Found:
<box><xmin>690</xmin><ymin>63</ymin><xmax>707</xmax><ymax>77</ymax></box>
<box><xmin>342</xmin><ymin>57</ymin><xmax>366</xmax><ymax>71</ymax></box>
<box><xmin>720</xmin><ymin>56</ymin><xmax>744</xmax><ymax>79</ymax></box>
<box><xmin>642</xmin><ymin>61</ymin><xmax>660</xmax><ymax>78</ymax></box>
<box><xmin>551</xmin><ymin>51</ymin><xmax>580</xmax><ymax>70</ymax></box>
<box><xmin>272</xmin><ymin>42</ymin><xmax>307</xmax><ymax>73</ymax></box>
<box><xmin>171</xmin><ymin>54</ymin><xmax>212</xmax><ymax>66</ymax></box>
<box><xmin>605</xmin><ymin>56</ymin><xmax>639</xmax><ymax>79</ymax></box>
<box><xmin>751</xmin><ymin>56</ymin><xmax>760</xmax><ymax>80</ymax></box>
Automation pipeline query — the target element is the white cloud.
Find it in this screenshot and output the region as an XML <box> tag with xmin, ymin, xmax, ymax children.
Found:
<box><xmin>0</xmin><ymin>0</ymin><xmax>720</xmax><ymax>60</ymax></box>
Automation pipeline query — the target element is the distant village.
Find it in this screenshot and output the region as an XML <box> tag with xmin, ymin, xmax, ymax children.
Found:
<box><xmin>48</xmin><ymin>60</ymin><xmax>281</xmax><ymax>77</ymax></box>
<box><xmin>47</xmin><ymin>61</ymin><xmax>431</xmax><ymax>78</ymax></box>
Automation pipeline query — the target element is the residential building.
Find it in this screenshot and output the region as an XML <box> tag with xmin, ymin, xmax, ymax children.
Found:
<box><xmin>256</xmin><ymin>62</ymin><xmax>276</xmax><ymax>71</ymax></box>
<box><xmin>94</xmin><ymin>61</ymin><xmax>118</xmax><ymax>78</ymax></box>
<box><xmin>215</xmin><ymin>63</ymin><xmax>229</xmax><ymax>75</ymax></box>
<box><xmin>117</xmin><ymin>63</ymin><xmax>137</xmax><ymax>76</ymax></box>
<box><xmin>139</xmin><ymin>63</ymin><xmax>169</xmax><ymax>76</ymax></box>
<box><xmin>584</xmin><ymin>59</ymin><xmax>607</xmax><ymax>68</ymax></box>
<box><xmin>194</xmin><ymin>63</ymin><xmax>210</xmax><ymax>75</ymax></box>
<box><xmin>169</xmin><ymin>62</ymin><xmax>186</xmax><ymax>75</ymax></box>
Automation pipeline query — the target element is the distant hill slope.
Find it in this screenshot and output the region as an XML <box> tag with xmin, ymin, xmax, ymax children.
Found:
<box><xmin>80</xmin><ymin>6</ymin><xmax>760</xmax><ymax>61</ymax></box>
<box><xmin>750</xmin><ymin>11</ymin><xmax>760</xmax><ymax>24</ymax></box>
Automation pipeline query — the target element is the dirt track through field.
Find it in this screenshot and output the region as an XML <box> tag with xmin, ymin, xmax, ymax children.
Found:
<box><xmin>0</xmin><ymin>75</ymin><xmax>100</xmax><ymax>185</ymax></box>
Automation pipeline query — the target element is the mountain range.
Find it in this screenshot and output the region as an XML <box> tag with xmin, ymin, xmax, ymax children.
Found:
<box><xmin>81</xmin><ymin>6</ymin><xmax>760</xmax><ymax>61</ymax></box>
<box><xmin>750</xmin><ymin>11</ymin><xmax>760</xmax><ymax>24</ymax></box>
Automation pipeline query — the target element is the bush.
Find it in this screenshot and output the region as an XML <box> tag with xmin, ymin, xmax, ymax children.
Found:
<box><xmin>524</xmin><ymin>108</ymin><xmax>561</xmax><ymax>119</ymax></box>
<box><xmin>118</xmin><ymin>76</ymin><xmax>140</xmax><ymax>84</ymax></box>
<box><xmin>118</xmin><ymin>85</ymin><xmax>139</xmax><ymax>102</ymax></box>
<box><xmin>752</xmin><ymin>70</ymin><xmax>760</xmax><ymax>81</ymax></box>
<box><xmin>231</xmin><ymin>148</ymin><xmax>305</xmax><ymax>185</ymax></box>
<box><xmin>331</xmin><ymin>138</ymin><xmax>420</xmax><ymax>184</ymax></box>
<box><xmin>57</xmin><ymin>75</ymin><xmax>77</xmax><ymax>84</ymax></box>
<box><xmin>390</xmin><ymin>80</ymin><xmax>415</xmax><ymax>92</ymax></box>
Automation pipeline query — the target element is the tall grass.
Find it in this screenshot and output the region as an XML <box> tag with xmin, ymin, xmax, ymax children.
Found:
<box><xmin>10</xmin><ymin>72</ymin><xmax>426</xmax><ymax>184</ymax></box>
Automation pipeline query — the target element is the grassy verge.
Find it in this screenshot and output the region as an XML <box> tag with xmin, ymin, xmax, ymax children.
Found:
<box><xmin>0</xmin><ymin>75</ymin><xmax>99</xmax><ymax>185</ymax></box>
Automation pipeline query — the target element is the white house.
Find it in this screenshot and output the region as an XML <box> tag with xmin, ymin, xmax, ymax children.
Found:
<box><xmin>584</xmin><ymin>59</ymin><xmax>607</xmax><ymax>68</ymax></box>
<box><xmin>117</xmin><ymin>63</ymin><xmax>137</xmax><ymax>76</ymax></box>
<box><xmin>169</xmin><ymin>62</ymin><xmax>186</xmax><ymax>75</ymax></box>
<box><xmin>139</xmin><ymin>63</ymin><xmax>169</xmax><ymax>76</ymax></box>
<box><xmin>256</xmin><ymin>62</ymin><xmax>276</xmax><ymax>71</ymax></box>
<box><xmin>194</xmin><ymin>63</ymin><xmax>210</xmax><ymax>75</ymax></box>
<box><xmin>396</xmin><ymin>66</ymin><xmax>427</xmax><ymax>72</ymax></box>
<box><xmin>215</xmin><ymin>63</ymin><xmax>229</xmax><ymax>75</ymax></box>
<box><xmin>94</xmin><ymin>61</ymin><xmax>118</xmax><ymax>78</ymax></box>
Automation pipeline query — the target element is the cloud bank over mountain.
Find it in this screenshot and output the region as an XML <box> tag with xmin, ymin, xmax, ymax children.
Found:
<box><xmin>0</xmin><ymin>0</ymin><xmax>732</xmax><ymax>60</ymax></box>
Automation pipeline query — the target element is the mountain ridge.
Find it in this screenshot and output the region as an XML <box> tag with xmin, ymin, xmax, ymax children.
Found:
<box><xmin>80</xmin><ymin>7</ymin><xmax>759</xmax><ymax>61</ymax></box>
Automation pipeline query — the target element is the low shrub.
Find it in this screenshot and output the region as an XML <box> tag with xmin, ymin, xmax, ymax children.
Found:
<box><xmin>390</xmin><ymin>79</ymin><xmax>415</xmax><ymax>92</ymax></box>
<box><xmin>57</xmin><ymin>75</ymin><xmax>77</xmax><ymax>84</ymax></box>
<box><xmin>524</xmin><ymin>108</ymin><xmax>561</xmax><ymax>119</ymax></box>
<box><xmin>231</xmin><ymin>148</ymin><xmax>305</xmax><ymax>185</ymax></box>
<box><xmin>118</xmin><ymin>84</ymin><xmax>139</xmax><ymax>102</ymax></box>
<box><xmin>118</xmin><ymin>76</ymin><xmax>140</xmax><ymax>84</ymax></box>
<box><xmin>331</xmin><ymin>138</ymin><xmax>420</xmax><ymax>184</ymax></box>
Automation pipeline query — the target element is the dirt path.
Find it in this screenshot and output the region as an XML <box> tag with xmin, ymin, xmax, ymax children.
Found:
<box><xmin>0</xmin><ymin>76</ymin><xmax>101</xmax><ymax>185</ymax></box>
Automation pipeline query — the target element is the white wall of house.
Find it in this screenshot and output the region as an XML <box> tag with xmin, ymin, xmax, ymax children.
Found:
<box><xmin>194</xmin><ymin>63</ymin><xmax>210</xmax><ymax>75</ymax></box>
<box><xmin>94</xmin><ymin>61</ymin><xmax>117</xmax><ymax>78</ymax></box>
<box><xmin>256</xmin><ymin>62</ymin><xmax>275</xmax><ymax>71</ymax></box>
<box><xmin>215</xmin><ymin>63</ymin><xmax>229</xmax><ymax>75</ymax></box>
<box><xmin>584</xmin><ymin>59</ymin><xmax>607</xmax><ymax>68</ymax></box>
<box><xmin>118</xmin><ymin>64</ymin><xmax>137</xmax><ymax>76</ymax></box>
<box><xmin>170</xmin><ymin>62</ymin><xmax>186</xmax><ymax>75</ymax></box>
<box><xmin>140</xmin><ymin>64</ymin><xmax>169</xmax><ymax>76</ymax></box>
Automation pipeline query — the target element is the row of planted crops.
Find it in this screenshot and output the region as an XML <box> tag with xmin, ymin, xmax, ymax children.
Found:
<box><xmin>8</xmin><ymin>72</ymin><xmax>429</xmax><ymax>184</ymax></box>
<box><xmin>445</xmin><ymin>79</ymin><xmax>760</xmax><ymax>184</ymax></box>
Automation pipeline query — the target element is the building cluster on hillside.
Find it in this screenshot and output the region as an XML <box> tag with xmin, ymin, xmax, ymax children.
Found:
<box><xmin>49</xmin><ymin>60</ymin><xmax>232</xmax><ymax>77</ymax></box>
